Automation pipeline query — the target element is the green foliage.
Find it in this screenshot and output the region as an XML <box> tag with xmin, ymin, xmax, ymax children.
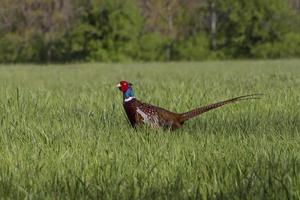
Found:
<box><xmin>173</xmin><ymin>33</ymin><xmax>214</xmax><ymax>61</ymax></box>
<box><xmin>72</xmin><ymin>0</ymin><xmax>143</xmax><ymax>62</ymax></box>
<box><xmin>137</xmin><ymin>33</ymin><xmax>171</xmax><ymax>61</ymax></box>
<box><xmin>215</xmin><ymin>0</ymin><xmax>295</xmax><ymax>58</ymax></box>
<box><xmin>0</xmin><ymin>32</ymin><xmax>42</xmax><ymax>62</ymax></box>
<box><xmin>0</xmin><ymin>0</ymin><xmax>299</xmax><ymax>62</ymax></box>
<box><xmin>251</xmin><ymin>33</ymin><xmax>300</xmax><ymax>58</ymax></box>
<box><xmin>0</xmin><ymin>61</ymin><xmax>300</xmax><ymax>199</ymax></box>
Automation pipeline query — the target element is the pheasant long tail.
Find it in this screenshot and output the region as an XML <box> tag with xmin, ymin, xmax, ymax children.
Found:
<box><xmin>179</xmin><ymin>94</ymin><xmax>262</xmax><ymax>122</ymax></box>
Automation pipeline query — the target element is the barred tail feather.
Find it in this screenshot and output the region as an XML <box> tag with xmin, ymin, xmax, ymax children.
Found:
<box><xmin>179</xmin><ymin>94</ymin><xmax>262</xmax><ymax>122</ymax></box>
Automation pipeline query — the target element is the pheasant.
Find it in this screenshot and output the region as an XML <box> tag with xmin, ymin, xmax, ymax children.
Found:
<box><xmin>116</xmin><ymin>80</ymin><xmax>261</xmax><ymax>130</ymax></box>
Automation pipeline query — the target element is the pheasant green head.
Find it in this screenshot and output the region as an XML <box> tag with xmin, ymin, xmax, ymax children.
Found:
<box><xmin>116</xmin><ymin>80</ymin><xmax>135</xmax><ymax>101</ymax></box>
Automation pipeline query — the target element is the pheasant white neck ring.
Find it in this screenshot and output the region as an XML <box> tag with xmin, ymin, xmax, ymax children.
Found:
<box><xmin>123</xmin><ymin>86</ymin><xmax>135</xmax><ymax>102</ymax></box>
<box><xmin>124</xmin><ymin>96</ymin><xmax>136</xmax><ymax>102</ymax></box>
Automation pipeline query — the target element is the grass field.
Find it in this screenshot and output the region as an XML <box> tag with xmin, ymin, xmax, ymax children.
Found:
<box><xmin>0</xmin><ymin>60</ymin><xmax>299</xmax><ymax>199</ymax></box>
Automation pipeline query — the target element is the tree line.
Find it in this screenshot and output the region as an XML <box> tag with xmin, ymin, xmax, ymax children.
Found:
<box><xmin>0</xmin><ymin>0</ymin><xmax>300</xmax><ymax>63</ymax></box>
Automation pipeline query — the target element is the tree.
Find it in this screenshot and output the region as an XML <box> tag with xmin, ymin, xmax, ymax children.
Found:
<box><xmin>0</xmin><ymin>0</ymin><xmax>75</xmax><ymax>62</ymax></box>
<box><xmin>212</xmin><ymin>0</ymin><xmax>295</xmax><ymax>58</ymax></box>
<box><xmin>0</xmin><ymin>0</ymin><xmax>299</xmax><ymax>62</ymax></box>
<box><xmin>67</xmin><ymin>0</ymin><xmax>142</xmax><ymax>61</ymax></box>
<box><xmin>139</xmin><ymin>0</ymin><xmax>188</xmax><ymax>60</ymax></box>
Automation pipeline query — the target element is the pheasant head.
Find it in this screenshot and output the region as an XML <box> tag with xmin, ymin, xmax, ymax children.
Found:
<box><xmin>116</xmin><ymin>80</ymin><xmax>135</xmax><ymax>102</ymax></box>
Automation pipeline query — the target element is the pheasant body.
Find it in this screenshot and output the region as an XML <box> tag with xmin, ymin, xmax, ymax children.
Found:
<box><xmin>123</xmin><ymin>98</ymin><xmax>182</xmax><ymax>129</ymax></box>
<box><xmin>116</xmin><ymin>81</ymin><xmax>260</xmax><ymax>130</ymax></box>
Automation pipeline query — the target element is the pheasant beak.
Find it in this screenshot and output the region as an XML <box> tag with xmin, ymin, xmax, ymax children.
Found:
<box><xmin>116</xmin><ymin>83</ymin><xmax>121</xmax><ymax>88</ymax></box>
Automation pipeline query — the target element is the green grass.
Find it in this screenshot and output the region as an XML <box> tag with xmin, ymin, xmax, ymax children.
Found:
<box><xmin>0</xmin><ymin>60</ymin><xmax>299</xmax><ymax>199</ymax></box>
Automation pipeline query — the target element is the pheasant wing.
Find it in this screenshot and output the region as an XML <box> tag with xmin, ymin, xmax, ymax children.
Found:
<box><xmin>135</xmin><ymin>102</ymin><xmax>180</xmax><ymax>129</ymax></box>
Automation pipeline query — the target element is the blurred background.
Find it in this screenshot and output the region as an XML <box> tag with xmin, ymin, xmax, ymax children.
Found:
<box><xmin>0</xmin><ymin>0</ymin><xmax>299</xmax><ymax>63</ymax></box>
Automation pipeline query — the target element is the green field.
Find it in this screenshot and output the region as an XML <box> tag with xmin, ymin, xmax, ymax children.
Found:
<box><xmin>0</xmin><ymin>60</ymin><xmax>299</xmax><ymax>199</ymax></box>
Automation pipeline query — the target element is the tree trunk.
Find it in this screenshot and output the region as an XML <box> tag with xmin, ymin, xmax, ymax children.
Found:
<box><xmin>166</xmin><ymin>1</ymin><xmax>174</xmax><ymax>61</ymax></box>
<box><xmin>210</xmin><ymin>1</ymin><xmax>217</xmax><ymax>50</ymax></box>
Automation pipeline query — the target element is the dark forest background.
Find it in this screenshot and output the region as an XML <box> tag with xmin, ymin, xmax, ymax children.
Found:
<box><xmin>1</xmin><ymin>0</ymin><xmax>300</xmax><ymax>63</ymax></box>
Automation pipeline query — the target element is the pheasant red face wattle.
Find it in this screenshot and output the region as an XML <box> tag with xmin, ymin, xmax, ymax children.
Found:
<box><xmin>117</xmin><ymin>81</ymin><xmax>129</xmax><ymax>92</ymax></box>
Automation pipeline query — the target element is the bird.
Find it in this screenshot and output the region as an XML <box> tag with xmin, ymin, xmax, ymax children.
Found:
<box><xmin>116</xmin><ymin>80</ymin><xmax>261</xmax><ymax>130</ymax></box>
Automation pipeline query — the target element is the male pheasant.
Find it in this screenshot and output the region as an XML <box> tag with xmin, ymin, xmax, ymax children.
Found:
<box><xmin>116</xmin><ymin>80</ymin><xmax>261</xmax><ymax>130</ymax></box>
